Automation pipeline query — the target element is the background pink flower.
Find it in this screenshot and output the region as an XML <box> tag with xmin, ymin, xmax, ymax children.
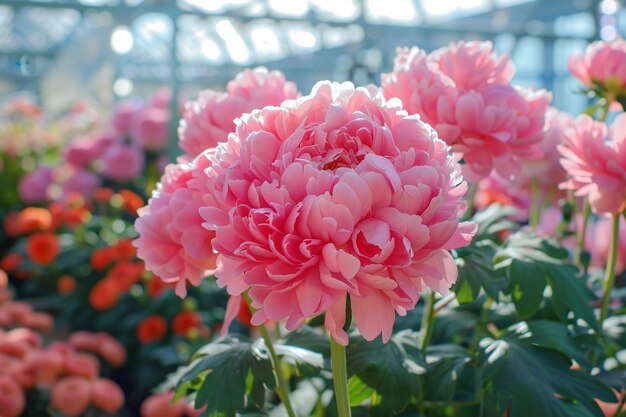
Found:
<box><xmin>132</xmin><ymin>107</ymin><xmax>170</xmax><ymax>152</ymax></box>
<box><xmin>134</xmin><ymin>152</ymin><xmax>218</xmax><ymax>297</ymax></box>
<box><xmin>559</xmin><ymin>114</ymin><xmax>626</xmax><ymax>214</ymax></box>
<box><xmin>569</xmin><ymin>37</ymin><xmax>626</xmax><ymax>98</ymax></box>
<box><xmin>195</xmin><ymin>81</ymin><xmax>475</xmax><ymax>344</ymax></box>
<box><xmin>381</xmin><ymin>41</ymin><xmax>551</xmax><ymax>181</ymax></box>
<box><xmin>178</xmin><ymin>67</ymin><xmax>298</xmax><ymax>160</ymax></box>
<box><xmin>19</xmin><ymin>166</ymin><xmax>54</xmax><ymax>204</ymax></box>
<box><xmin>100</xmin><ymin>143</ymin><xmax>145</xmax><ymax>182</ymax></box>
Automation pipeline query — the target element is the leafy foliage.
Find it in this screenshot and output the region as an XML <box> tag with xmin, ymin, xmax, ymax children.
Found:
<box><xmin>346</xmin><ymin>330</ymin><xmax>425</xmax><ymax>417</ymax></box>
<box><xmin>495</xmin><ymin>232</ymin><xmax>597</xmax><ymax>326</ymax></box>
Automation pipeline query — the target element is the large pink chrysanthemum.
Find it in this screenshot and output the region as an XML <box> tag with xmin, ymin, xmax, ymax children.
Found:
<box><xmin>559</xmin><ymin>114</ymin><xmax>626</xmax><ymax>214</ymax></box>
<box><xmin>381</xmin><ymin>41</ymin><xmax>551</xmax><ymax>181</ymax></box>
<box><xmin>197</xmin><ymin>81</ymin><xmax>475</xmax><ymax>344</ymax></box>
<box><xmin>569</xmin><ymin>37</ymin><xmax>626</xmax><ymax>99</ymax></box>
<box><xmin>178</xmin><ymin>67</ymin><xmax>298</xmax><ymax>161</ymax></box>
<box><xmin>133</xmin><ymin>152</ymin><xmax>218</xmax><ymax>297</ymax></box>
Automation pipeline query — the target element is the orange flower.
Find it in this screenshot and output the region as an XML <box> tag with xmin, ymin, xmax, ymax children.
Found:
<box><xmin>145</xmin><ymin>275</ymin><xmax>174</xmax><ymax>298</ymax></box>
<box><xmin>136</xmin><ymin>315</ymin><xmax>167</xmax><ymax>344</ymax></box>
<box><xmin>119</xmin><ymin>189</ymin><xmax>144</xmax><ymax>214</ymax></box>
<box><xmin>172</xmin><ymin>311</ymin><xmax>201</xmax><ymax>336</ymax></box>
<box><xmin>3</xmin><ymin>212</ymin><xmax>21</xmax><ymax>238</ymax></box>
<box><xmin>26</xmin><ymin>232</ymin><xmax>60</xmax><ymax>265</ymax></box>
<box><xmin>106</xmin><ymin>261</ymin><xmax>142</xmax><ymax>292</ymax></box>
<box><xmin>57</xmin><ymin>275</ymin><xmax>76</xmax><ymax>294</ymax></box>
<box><xmin>89</xmin><ymin>279</ymin><xmax>120</xmax><ymax>311</ymax></box>
<box><xmin>62</xmin><ymin>207</ymin><xmax>89</xmax><ymax>228</ymax></box>
<box><xmin>112</xmin><ymin>239</ymin><xmax>136</xmax><ymax>260</ymax></box>
<box><xmin>93</xmin><ymin>187</ymin><xmax>114</xmax><ymax>203</ymax></box>
<box><xmin>0</xmin><ymin>253</ymin><xmax>22</xmax><ymax>272</ymax></box>
<box><xmin>90</xmin><ymin>247</ymin><xmax>112</xmax><ymax>271</ymax></box>
<box><xmin>17</xmin><ymin>207</ymin><xmax>52</xmax><ymax>234</ymax></box>
<box><xmin>48</xmin><ymin>203</ymin><xmax>63</xmax><ymax>231</ymax></box>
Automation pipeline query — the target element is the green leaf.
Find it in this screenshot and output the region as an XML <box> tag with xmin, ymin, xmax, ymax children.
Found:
<box><xmin>280</xmin><ymin>325</ymin><xmax>330</xmax><ymax>357</ymax></box>
<box><xmin>508</xmin><ymin>320</ymin><xmax>591</xmax><ymax>368</ymax></box>
<box><xmin>424</xmin><ymin>344</ymin><xmax>474</xmax><ymax>402</ymax></box>
<box><xmin>495</xmin><ymin>232</ymin><xmax>597</xmax><ymax>327</ymax></box>
<box><xmin>347</xmin><ymin>330</ymin><xmax>426</xmax><ymax>417</ymax></box>
<box><xmin>471</xmin><ymin>203</ymin><xmax>517</xmax><ymax>239</ymax></box>
<box><xmin>176</xmin><ymin>335</ymin><xmax>276</xmax><ymax>417</ymax></box>
<box><xmin>453</xmin><ymin>240</ymin><xmax>505</xmax><ymax>303</ymax></box>
<box><xmin>273</xmin><ymin>343</ymin><xmax>324</xmax><ymax>376</ymax></box>
<box><xmin>481</xmin><ymin>333</ymin><xmax>616</xmax><ymax>417</ymax></box>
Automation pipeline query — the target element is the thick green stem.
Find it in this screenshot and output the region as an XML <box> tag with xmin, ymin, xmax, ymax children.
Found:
<box><xmin>420</xmin><ymin>290</ymin><xmax>437</xmax><ymax>352</ymax></box>
<box><xmin>330</xmin><ymin>337</ymin><xmax>352</xmax><ymax>417</ymax></box>
<box><xmin>462</xmin><ymin>182</ymin><xmax>477</xmax><ymax>220</ymax></box>
<box><xmin>600</xmin><ymin>213</ymin><xmax>621</xmax><ymax>325</ymax></box>
<box><xmin>530</xmin><ymin>179</ymin><xmax>541</xmax><ymax>230</ymax></box>
<box><xmin>575</xmin><ymin>197</ymin><xmax>591</xmax><ymax>269</ymax></box>
<box><xmin>258</xmin><ymin>324</ymin><xmax>298</xmax><ymax>417</ymax></box>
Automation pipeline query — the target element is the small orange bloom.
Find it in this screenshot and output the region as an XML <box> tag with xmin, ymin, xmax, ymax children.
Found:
<box><xmin>106</xmin><ymin>261</ymin><xmax>142</xmax><ymax>292</ymax></box>
<box><xmin>17</xmin><ymin>207</ymin><xmax>52</xmax><ymax>234</ymax></box>
<box><xmin>3</xmin><ymin>212</ymin><xmax>21</xmax><ymax>237</ymax></box>
<box><xmin>172</xmin><ymin>311</ymin><xmax>201</xmax><ymax>336</ymax></box>
<box><xmin>62</xmin><ymin>207</ymin><xmax>89</xmax><ymax>228</ymax></box>
<box><xmin>89</xmin><ymin>279</ymin><xmax>120</xmax><ymax>311</ymax></box>
<box><xmin>57</xmin><ymin>275</ymin><xmax>76</xmax><ymax>294</ymax></box>
<box><xmin>119</xmin><ymin>189</ymin><xmax>144</xmax><ymax>214</ymax></box>
<box><xmin>90</xmin><ymin>247</ymin><xmax>112</xmax><ymax>271</ymax></box>
<box><xmin>26</xmin><ymin>232</ymin><xmax>60</xmax><ymax>265</ymax></box>
<box><xmin>48</xmin><ymin>203</ymin><xmax>63</xmax><ymax>231</ymax></box>
<box><xmin>137</xmin><ymin>315</ymin><xmax>167</xmax><ymax>344</ymax></box>
<box><xmin>93</xmin><ymin>187</ymin><xmax>114</xmax><ymax>203</ymax></box>
<box><xmin>113</xmin><ymin>239</ymin><xmax>136</xmax><ymax>260</ymax></box>
<box><xmin>145</xmin><ymin>276</ymin><xmax>174</xmax><ymax>298</ymax></box>
<box><xmin>238</xmin><ymin>297</ymin><xmax>253</xmax><ymax>328</ymax></box>
<box><xmin>0</xmin><ymin>253</ymin><xmax>22</xmax><ymax>272</ymax></box>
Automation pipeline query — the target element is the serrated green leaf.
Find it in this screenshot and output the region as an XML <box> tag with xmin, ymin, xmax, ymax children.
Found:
<box><xmin>348</xmin><ymin>375</ymin><xmax>375</xmax><ymax>406</ymax></box>
<box><xmin>347</xmin><ymin>330</ymin><xmax>425</xmax><ymax>417</ymax></box>
<box><xmin>281</xmin><ymin>325</ymin><xmax>330</xmax><ymax>356</ymax></box>
<box><xmin>424</xmin><ymin>344</ymin><xmax>474</xmax><ymax>402</ymax></box>
<box><xmin>495</xmin><ymin>232</ymin><xmax>597</xmax><ymax>327</ymax></box>
<box><xmin>453</xmin><ymin>240</ymin><xmax>504</xmax><ymax>303</ymax></box>
<box><xmin>481</xmin><ymin>333</ymin><xmax>615</xmax><ymax>417</ymax></box>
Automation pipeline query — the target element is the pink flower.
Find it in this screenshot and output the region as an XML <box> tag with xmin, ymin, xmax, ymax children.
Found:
<box><xmin>112</xmin><ymin>99</ymin><xmax>143</xmax><ymax>136</ymax></box>
<box><xmin>90</xmin><ymin>378</ymin><xmax>124</xmax><ymax>413</ymax></box>
<box><xmin>64</xmin><ymin>135</ymin><xmax>101</xmax><ymax>168</ymax></box>
<box><xmin>381</xmin><ymin>42</ymin><xmax>551</xmax><ymax>181</ymax></box>
<box><xmin>140</xmin><ymin>392</ymin><xmax>186</xmax><ymax>417</ymax></box>
<box><xmin>68</xmin><ymin>330</ymin><xmax>100</xmax><ymax>352</ymax></box>
<box><xmin>569</xmin><ymin>37</ymin><xmax>626</xmax><ymax>99</ymax></box>
<box><xmin>24</xmin><ymin>350</ymin><xmax>64</xmax><ymax>385</ymax></box>
<box><xmin>428</xmin><ymin>40</ymin><xmax>515</xmax><ymax>91</ymax></box>
<box><xmin>132</xmin><ymin>107</ymin><xmax>171</xmax><ymax>152</ymax></box>
<box><xmin>19</xmin><ymin>166</ymin><xmax>54</xmax><ymax>204</ymax></box>
<box><xmin>178</xmin><ymin>67</ymin><xmax>298</xmax><ymax>160</ymax></box>
<box><xmin>51</xmin><ymin>376</ymin><xmax>91</xmax><ymax>417</ymax></box>
<box><xmin>559</xmin><ymin>114</ymin><xmax>626</xmax><ymax>214</ymax></box>
<box><xmin>0</xmin><ymin>375</ymin><xmax>25</xmax><ymax>417</ymax></box>
<box><xmin>64</xmin><ymin>352</ymin><xmax>100</xmax><ymax>379</ymax></box>
<box><xmin>96</xmin><ymin>332</ymin><xmax>127</xmax><ymax>366</ymax></box>
<box><xmin>101</xmin><ymin>143</ymin><xmax>145</xmax><ymax>182</ymax></box>
<box><xmin>134</xmin><ymin>153</ymin><xmax>218</xmax><ymax>297</ymax></box>
<box><xmin>60</xmin><ymin>167</ymin><xmax>101</xmax><ymax>200</ymax></box>
<box><xmin>197</xmin><ymin>81</ymin><xmax>475</xmax><ymax>344</ymax></box>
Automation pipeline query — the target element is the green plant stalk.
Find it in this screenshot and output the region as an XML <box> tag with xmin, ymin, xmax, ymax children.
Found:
<box><xmin>613</xmin><ymin>393</ymin><xmax>626</xmax><ymax>417</ymax></box>
<box><xmin>469</xmin><ymin>298</ymin><xmax>494</xmax><ymax>356</ymax></box>
<box><xmin>530</xmin><ymin>179</ymin><xmax>541</xmax><ymax>230</ymax></box>
<box><xmin>462</xmin><ymin>182</ymin><xmax>477</xmax><ymax>220</ymax></box>
<box><xmin>600</xmin><ymin>212</ymin><xmax>620</xmax><ymax>325</ymax></box>
<box><xmin>330</xmin><ymin>336</ymin><xmax>352</xmax><ymax>417</ymax></box>
<box><xmin>420</xmin><ymin>290</ymin><xmax>437</xmax><ymax>352</ymax></box>
<box><xmin>258</xmin><ymin>324</ymin><xmax>298</xmax><ymax>417</ymax></box>
<box><xmin>575</xmin><ymin>197</ymin><xmax>591</xmax><ymax>268</ymax></box>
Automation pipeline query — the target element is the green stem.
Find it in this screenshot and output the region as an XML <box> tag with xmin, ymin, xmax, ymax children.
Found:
<box><xmin>258</xmin><ymin>324</ymin><xmax>298</xmax><ymax>417</ymax></box>
<box><xmin>462</xmin><ymin>182</ymin><xmax>477</xmax><ymax>220</ymax></box>
<box><xmin>330</xmin><ymin>337</ymin><xmax>352</xmax><ymax>417</ymax></box>
<box><xmin>600</xmin><ymin>213</ymin><xmax>620</xmax><ymax>325</ymax></box>
<box><xmin>614</xmin><ymin>393</ymin><xmax>626</xmax><ymax>417</ymax></box>
<box><xmin>420</xmin><ymin>290</ymin><xmax>437</xmax><ymax>352</ymax></box>
<box><xmin>575</xmin><ymin>197</ymin><xmax>591</xmax><ymax>269</ymax></box>
<box><xmin>469</xmin><ymin>298</ymin><xmax>493</xmax><ymax>356</ymax></box>
<box><xmin>530</xmin><ymin>179</ymin><xmax>541</xmax><ymax>230</ymax></box>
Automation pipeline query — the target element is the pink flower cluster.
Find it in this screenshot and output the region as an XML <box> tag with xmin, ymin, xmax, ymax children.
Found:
<box><xmin>0</xmin><ymin>287</ymin><xmax>125</xmax><ymax>417</ymax></box>
<box><xmin>141</xmin><ymin>391</ymin><xmax>204</xmax><ymax>417</ymax></box>
<box><xmin>381</xmin><ymin>41</ymin><xmax>551</xmax><ymax>181</ymax></box>
<box><xmin>137</xmin><ymin>80</ymin><xmax>476</xmax><ymax>344</ymax></box>
<box><xmin>178</xmin><ymin>67</ymin><xmax>299</xmax><ymax>161</ymax></box>
<box><xmin>134</xmin><ymin>154</ymin><xmax>218</xmax><ymax>297</ymax></box>
<box><xmin>474</xmin><ymin>108</ymin><xmax>574</xmax><ymax>217</ymax></box>
<box><xmin>559</xmin><ymin>114</ymin><xmax>626</xmax><ymax>214</ymax></box>
<box><xmin>569</xmin><ymin>37</ymin><xmax>626</xmax><ymax>99</ymax></box>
